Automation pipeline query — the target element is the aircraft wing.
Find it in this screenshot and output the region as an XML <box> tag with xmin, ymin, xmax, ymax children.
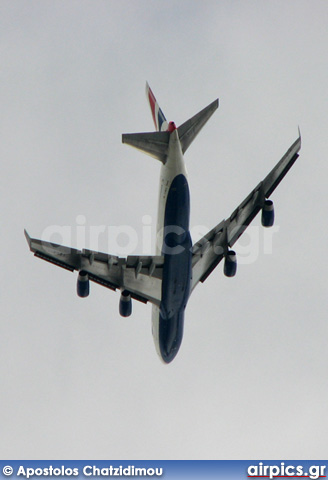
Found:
<box><xmin>191</xmin><ymin>133</ymin><xmax>301</xmax><ymax>291</ymax></box>
<box><xmin>24</xmin><ymin>230</ymin><xmax>163</xmax><ymax>306</ymax></box>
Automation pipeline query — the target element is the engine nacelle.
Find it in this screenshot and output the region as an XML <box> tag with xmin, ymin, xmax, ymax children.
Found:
<box><xmin>77</xmin><ymin>270</ymin><xmax>90</xmax><ymax>298</ymax></box>
<box><xmin>261</xmin><ymin>199</ymin><xmax>275</xmax><ymax>227</ymax></box>
<box><xmin>119</xmin><ymin>290</ymin><xmax>132</xmax><ymax>317</ymax></box>
<box><xmin>224</xmin><ymin>250</ymin><xmax>237</xmax><ymax>277</ymax></box>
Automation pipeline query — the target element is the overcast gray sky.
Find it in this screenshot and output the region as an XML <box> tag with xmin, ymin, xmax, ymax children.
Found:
<box><xmin>1</xmin><ymin>0</ymin><xmax>328</xmax><ymax>459</ymax></box>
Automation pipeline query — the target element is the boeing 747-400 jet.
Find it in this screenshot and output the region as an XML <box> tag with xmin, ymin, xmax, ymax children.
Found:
<box><xmin>25</xmin><ymin>84</ymin><xmax>301</xmax><ymax>363</ymax></box>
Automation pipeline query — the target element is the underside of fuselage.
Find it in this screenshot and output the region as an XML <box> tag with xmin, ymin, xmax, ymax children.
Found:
<box><xmin>153</xmin><ymin>140</ymin><xmax>192</xmax><ymax>362</ymax></box>
<box><xmin>157</xmin><ymin>227</ymin><xmax>192</xmax><ymax>362</ymax></box>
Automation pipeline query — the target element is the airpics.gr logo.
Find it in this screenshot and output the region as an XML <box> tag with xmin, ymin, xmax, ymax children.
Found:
<box><xmin>247</xmin><ymin>462</ymin><xmax>326</xmax><ymax>480</ymax></box>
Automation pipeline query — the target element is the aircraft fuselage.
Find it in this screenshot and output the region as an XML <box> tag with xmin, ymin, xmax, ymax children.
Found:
<box><xmin>152</xmin><ymin>126</ymin><xmax>192</xmax><ymax>363</ymax></box>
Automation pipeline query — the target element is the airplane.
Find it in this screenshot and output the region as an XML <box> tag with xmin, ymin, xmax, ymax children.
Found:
<box><xmin>25</xmin><ymin>83</ymin><xmax>301</xmax><ymax>364</ymax></box>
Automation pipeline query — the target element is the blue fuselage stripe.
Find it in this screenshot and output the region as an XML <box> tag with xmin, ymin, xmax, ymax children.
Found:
<box><xmin>159</xmin><ymin>173</ymin><xmax>192</xmax><ymax>363</ymax></box>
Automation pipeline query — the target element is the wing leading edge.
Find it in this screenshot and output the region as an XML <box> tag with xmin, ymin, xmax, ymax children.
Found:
<box><xmin>24</xmin><ymin>230</ymin><xmax>163</xmax><ymax>306</ymax></box>
<box><xmin>191</xmin><ymin>133</ymin><xmax>301</xmax><ymax>291</ymax></box>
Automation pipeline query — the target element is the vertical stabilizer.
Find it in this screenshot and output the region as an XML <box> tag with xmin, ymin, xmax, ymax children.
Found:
<box><xmin>146</xmin><ymin>82</ymin><xmax>168</xmax><ymax>132</ymax></box>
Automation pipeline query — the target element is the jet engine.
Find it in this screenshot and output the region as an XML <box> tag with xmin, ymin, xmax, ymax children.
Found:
<box><xmin>119</xmin><ymin>290</ymin><xmax>132</xmax><ymax>317</ymax></box>
<box><xmin>224</xmin><ymin>250</ymin><xmax>237</xmax><ymax>277</ymax></box>
<box><xmin>77</xmin><ymin>270</ymin><xmax>90</xmax><ymax>297</ymax></box>
<box><xmin>261</xmin><ymin>199</ymin><xmax>275</xmax><ymax>227</ymax></box>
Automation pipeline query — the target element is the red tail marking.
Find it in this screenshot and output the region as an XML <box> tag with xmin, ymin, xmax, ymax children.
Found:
<box><xmin>167</xmin><ymin>121</ymin><xmax>176</xmax><ymax>133</ymax></box>
<box><xmin>148</xmin><ymin>88</ymin><xmax>157</xmax><ymax>129</ymax></box>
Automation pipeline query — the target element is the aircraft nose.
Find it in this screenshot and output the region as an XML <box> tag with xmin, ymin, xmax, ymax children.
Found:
<box><xmin>160</xmin><ymin>342</ymin><xmax>180</xmax><ymax>364</ymax></box>
<box><xmin>159</xmin><ymin>311</ymin><xmax>184</xmax><ymax>364</ymax></box>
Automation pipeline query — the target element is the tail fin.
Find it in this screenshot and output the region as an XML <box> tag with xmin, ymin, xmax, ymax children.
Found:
<box><xmin>146</xmin><ymin>82</ymin><xmax>168</xmax><ymax>132</ymax></box>
<box><xmin>122</xmin><ymin>86</ymin><xmax>219</xmax><ymax>164</ymax></box>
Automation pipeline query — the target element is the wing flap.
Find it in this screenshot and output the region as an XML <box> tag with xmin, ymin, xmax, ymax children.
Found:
<box><xmin>34</xmin><ymin>251</ymin><xmax>75</xmax><ymax>272</ymax></box>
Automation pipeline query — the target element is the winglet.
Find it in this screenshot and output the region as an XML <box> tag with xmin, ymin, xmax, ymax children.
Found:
<box><xmin>24</xmin><ymin>229</ymin><xmax>32</xmax><ymax>248</ymax></box>
<box><xmin>298</xmin><ymin>125</ymin><xmax>301</xmax><ymax>142</ymax></box>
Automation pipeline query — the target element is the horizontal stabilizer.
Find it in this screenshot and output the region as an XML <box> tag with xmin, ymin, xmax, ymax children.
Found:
<box><xmin>122</xmin><ymin>131</ymin><xmax>170</xmax><ymax>164</ymax></box>
<box><xmin>178</xmin><ymin>98</ymin><xmax>219</xmax><ymax>154</ymax></box>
